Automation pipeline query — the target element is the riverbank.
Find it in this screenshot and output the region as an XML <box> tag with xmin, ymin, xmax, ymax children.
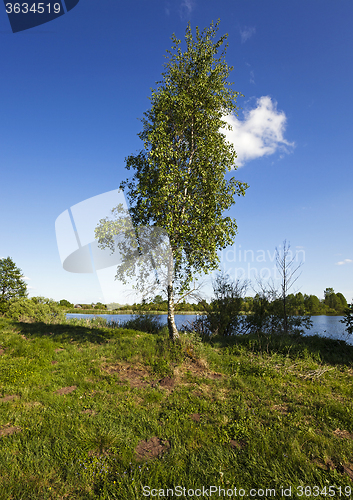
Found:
<box><xmin>0</xmin><ymin>316</ymin><xmax>353</xmax><ymax>498</ymax></box>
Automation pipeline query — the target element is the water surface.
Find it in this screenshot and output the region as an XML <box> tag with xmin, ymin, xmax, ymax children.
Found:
<box><xmin>66</xmin><ymin>313</ymin><xmax>351</xmax><ymax>344</ymax></box>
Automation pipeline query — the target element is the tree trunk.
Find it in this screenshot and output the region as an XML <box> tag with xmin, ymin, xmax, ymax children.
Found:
<box><xmin>167</xmin><ymin>283</ymin><xmax>179</xmax><ymax>342</ymax></box>
<box><xmin>283</xmin><ymin>293</ymin><xmax>288</xmax><ymax>335</ymax></box>
<box><xmin>167</xmin><ymin>247</ymin><xmax>179</xmax><ymax>342</ymax></box>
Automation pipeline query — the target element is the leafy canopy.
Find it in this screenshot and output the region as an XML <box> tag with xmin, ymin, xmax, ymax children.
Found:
<box><xmin>0</xmin><ymin>256</ymin><xmax>27</xmax><ymax>305</ymax></box>
<box><xmin>118</xmin><ymin>20</ymin><xmax>248</xmax><ymax>295</ymax></box>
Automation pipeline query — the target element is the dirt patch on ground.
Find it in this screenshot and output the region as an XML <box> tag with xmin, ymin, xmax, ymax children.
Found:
<box><xmin>24</xmin><ymin>401</ymin><xmax>42</xmax><ymax>409</ymax></box>
<box><xmin>135</xmin><ymin>436</ymin><xmax>170</xmax><ymax>461</ymax></box>
<box><xmin>313</xmin><ymin>458</ymin><xmax>336</xmax><ymax>471</ymax></box>
<box><xmin>101</xmin><ymin>362</ymin><xmax>152</xmax><ymax>389</ymax></box>
<box><xmin>0</xmin><ymin>424</ymin><xmax>22</xmax><ymax>438</ymax></box>
<box><xmin>333</xmin><ymin>428</ymin><xmax>353</xmax><ymax>439</ymax></box>
<box><xmin>190</xmin><ymin>413</ymin><xmax>201</xmax><ymax>422</ymax></box>
<box><xmin>0</xmin><ymin>395</ymin><xmax>19</xmax><ymax>403</ymax></box>
<box><xmin>87</xmin><ymin>448</ymin><xmax>112</xmax><ymax>458</ymax></box>
<box><xmin>55</xmin><ymin>386</ymin><xmax>77</xmax><ymax>396</ymax></box>
<box><xmin>151</xmin><ymin>376</ymin><xmax>175</xmax><ymax>390</ymax></box>
<box><xmin>101</xmin><ymin>359</ymin><xmax>222</xmax><ymax>391</ymax></box>
<box><xmin>81</xmin><ymin>409</ymin><xmax>97</xmax><ymax>415</ymax></box>
<box><xmin>341</xmin><ymin>463</ymin><xmax>353</xmax><ymax>480</ymax></box>
<box><xmin>313</xmin><ymin>458</ymin><xmax>353</xmax><ymax>479</ymax></box>
<box><xmin>191</xmin><ymin>384</ymin><xmax>214</xmax><ymax>399</ymax></box>
<box><xmin>175</xmin><ymin>360</ymin><xmax>223</xmax><ymax>383</ymax></box>
<box><xmin>207</xmin><ymin>372</ymin><xmax>223</xmax><ymax>380</ymax></box>
<box><xmin>55</xmin><ymin>348</ymin><xmax>65</xmax><ymax>353</ymax></box>
<box><xmin>230</xmin><ymin>439</ymin><xmax>247</xmax><ymax>450</ymax></box>
<box><xmin>51</xmin><ymin>360</ymin><xmax>58</xmax><ymax>365</ymax></box>
<box><xmin>272</xmin><ymin>404</ymin><xmax>289</xmax><ymax>415</ymax></box>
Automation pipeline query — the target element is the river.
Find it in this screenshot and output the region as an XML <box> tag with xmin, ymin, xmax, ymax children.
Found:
<box><xmin>66</xmin><ymin>313</ymin><xmax>352</xmax><ymax>345</ymax></box>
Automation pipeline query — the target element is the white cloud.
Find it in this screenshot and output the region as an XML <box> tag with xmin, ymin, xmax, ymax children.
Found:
<box><xmin>222</xmin><ymin>96</ymin><xmax>295</xmax><ymax>167</ymax></box>
<box><xmin>23</xmin><ymin>276</ymin><xmax>31</xmax><ymax>280</ymax></box>
<box><xmin>180</xmin><ymin>0</ymin><xmax>194</xmax><ymax>18</ymax></box>
<box><xmin>335</xmin><ymin>259</ymin><xmax>353</xmax><ymax>266</ymax></box>
<box><xmin>240</xmin><ymin>26</ymin><xmax>256</xmax><ymax>44</ymax></box>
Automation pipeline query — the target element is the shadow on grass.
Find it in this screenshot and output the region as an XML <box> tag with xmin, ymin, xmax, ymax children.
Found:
<box><xmin>1</xmin><ymin>317</ymin><xmax>137</xmax><ymax>346</ymax></box>
<box><xmin>0</xmin><ymin>312</ymin><xmax>168</xmax><ymax>347</ymax></box>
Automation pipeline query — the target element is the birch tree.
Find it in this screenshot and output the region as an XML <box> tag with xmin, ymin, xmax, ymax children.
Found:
<box><xmin>95</xmin><ymin>20</ymin><xmax>248</xmax><ymax>341</ymax></box>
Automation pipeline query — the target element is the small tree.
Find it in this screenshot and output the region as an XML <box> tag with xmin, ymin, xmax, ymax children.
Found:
<box><xmin>96</xmin><ymin>21</ymin><xmax>248</xmax><ymax>342</ymax></box>
<box><xmin>205</xmin><ymin>272</ymin><xmax>248</xmax><ymax>336</ymax></box>
<box><xmin>275</xmin><ymin>241</ymin><xmax>302</xmax><ymax>334</ymax></box>
<box><xmin>0</xmin><ymin>257</ymin><xmax>27</xmax><ymax>312</ymax></box>
<box><xmin>247</xmin><ymin>279</ymin><xmax>279</xmax><ymax>335</ymax></box>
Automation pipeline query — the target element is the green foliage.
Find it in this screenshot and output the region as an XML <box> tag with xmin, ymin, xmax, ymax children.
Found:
<box><xmin>95</xmin><ymin>302</ymin><xmax>107</xmax><ymax>309</ymax></box>
<box><xmin>106</xmin><ymin>302</ymin><xmax>122</xmax><ymax>310</ymax></box>
<box><xmin>153</xmin><ymin>294</ymin><xmax>163</xmax><ymax>304</ymax></box>
<box><xmin>323</xmin><ymin>288</ymin><xmax>347</xmax><ymax>314</ymax></box>
<box><xmin>287</xmin><ymin>292</ymin><xmax>305</xmax><ymax>315</ymax></box>
<box><xmin>0</xmin><ymin>257</ymin><xmax>27</xmax><ymax>311</ymax></box>
<box><xmin>119</xmin><ymin>313</ymin><xmax>165</xmax><ymax>334</ymax></box>
<box><xmin>340</xmin><ymin>302</ymin><xmax>353</xmax><ymax>335</ymax></box>
<box><xmin>5</xmin><ymin>296</ymin><xmax>65</xmax><ymax>323</ymax></box>
<box><xmin>120</xmin><ymin>20</ymin><xmax>248</xmax><ymax>293</ymax></box>
<box><xmin>95</xmin><ymin>21</ymin><xmax>248</xmax><ymax>342</ymax></box>
<box><xmin>304</xmin><ymin>294</ymin><xmax>324</xmax><ymax>315</ymax></box>
<box><xmin>204</xmin><ymin>272</ymin><xmax>248</xmax><ymax>336</ymax></box>
<box><xmin>59</xmin><ymin>299</ymin><xmax>74</xmax><ymax>309</ymax></box>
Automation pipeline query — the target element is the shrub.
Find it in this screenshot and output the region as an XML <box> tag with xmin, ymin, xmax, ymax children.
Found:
<box><xmin>119</xmin><ymin>313</ymin><xmax>164</xmax><ymax>334</ymax></box>
<box><xmin>202</xmin><ymin>273</ymin><xmax>249</xmax><ymax>336</ymax></box>
<box><xmin>59</xmin><ymin>299</ymin><xmax>74</xmax><ymax>308</ymax></box>
<box><xmin>5</xmin><ymin>297</ymin><xmax>65</xmax><ymax>323</ymax></box>
<box><xmin>340</xmin><ymin>302</ymin><xmax>353</xmax><ymax>335</ymax></box>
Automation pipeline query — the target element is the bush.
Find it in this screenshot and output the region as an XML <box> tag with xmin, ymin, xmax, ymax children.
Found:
<box><xmin>0</xmin><ymin>300</ymin><xmax>9</xmax><ymax>315</ymax></box>
<box><xmin>119</xmin><ymin>313</ymin><xmax>165</xmax><ymax>334</ymax></box>
<box><xmin>5</xmin><ymin>297</ymin><xmax>66</xmax><ymax>323</ymax></box>
<box><xmin>340</xmin><ymin>302</ymin><xmax>353</xmax><ymax>335</ymax></box>
<box><xmin>59</xmin><ymin>299</ymin><xmax>74</xmax><ymax>309</ymax></box>
<box><xmin>203</xmin><ymin>273</ymin><xmax>249</xmax><ymax>336</ymax></box>
<box><xmin>95</xmin><ymin>302</ymin><xmax>107</xmax><ymax>309</ymax></box>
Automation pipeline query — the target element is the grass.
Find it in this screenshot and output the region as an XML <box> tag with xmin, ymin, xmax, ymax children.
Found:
<box><xmin>0</xmin><ymin>315</ymin><xmax>353</xmax><ymax>499</ymax></box>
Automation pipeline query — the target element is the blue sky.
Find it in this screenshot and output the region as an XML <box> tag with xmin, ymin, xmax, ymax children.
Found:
<box><xmin>1</xmin><ymin>0</ymin><xmax>352</xmax><ymax>304</ymax></box>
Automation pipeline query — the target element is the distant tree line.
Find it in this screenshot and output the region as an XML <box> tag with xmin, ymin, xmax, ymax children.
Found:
<box><xmin>58</xmin><ymin>300</ymin><xmax>107</xmax><ymax>310</ymax></box>
<box><xmin>100</xmin><ymin>288</ymin><xmax>347</xmax><ymax>316</ymax></box>
<box><xmin>242</xmin><ymin>288</ymin><xmax>348</xmax><ymax>316</ymax></box>
<box><xmin>56</xmin><ymin>287</ymin><xmax>348</xmax><ymax>316</ymax></box>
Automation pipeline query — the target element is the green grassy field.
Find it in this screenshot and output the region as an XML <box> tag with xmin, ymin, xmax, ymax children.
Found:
<box><xmin>0</xmin><ymin>316</ymin><xmax>352</xmax><ymax>499</ymax></box>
